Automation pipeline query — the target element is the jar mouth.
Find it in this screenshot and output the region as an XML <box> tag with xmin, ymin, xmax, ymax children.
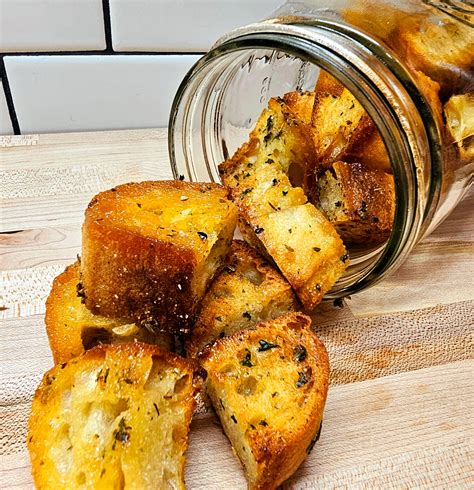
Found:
<box><xmin>169</xmin><ymin>22</ymin><xmax>434</xmax><ymax>298</ymax></box>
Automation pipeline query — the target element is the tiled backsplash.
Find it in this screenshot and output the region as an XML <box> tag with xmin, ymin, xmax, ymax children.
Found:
<box><xmin>0</xmin><ymin>0</ymin><xmax>282</xmax><ymax>135</ymax></box>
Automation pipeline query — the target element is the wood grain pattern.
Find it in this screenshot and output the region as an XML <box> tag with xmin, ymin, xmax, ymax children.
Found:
<box><xmin>1</xmin><ymin>360</ymin><xmax>471</xmax><ymax>489</ymax></box>
<box><xmin>0</xmin><ymin>129</ymin><xmax>172</xmax><ymax>232</ymax></box>
<box><xmin>1</xmin><ymin>129</ymin><xmax>473</xmax><ymax>489</ymax></box>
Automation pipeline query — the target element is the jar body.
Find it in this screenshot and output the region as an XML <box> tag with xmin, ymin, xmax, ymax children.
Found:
<box><xmin>169</xmin><ymin>0</ymin><xmax>473</xmax><ymax>297</ymax></box>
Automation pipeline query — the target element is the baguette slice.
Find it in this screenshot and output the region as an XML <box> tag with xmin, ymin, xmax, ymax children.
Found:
<box><xmin>46</xmin><ymin>261</ymin><xmax>173</xmax><ymax>364</ymax></box>
<box><xmin>316</xmin><ymin>161</ymin><xmax>395</xmax><ymax>245</ymax></box>
<box><xmin>28</xmin><ymin>343</ymin><xmax>200</xmax><ymax>489</ymax></box>
<box><xmin>82</xmin><ymin>181</ymin><xmax>237</xmax><ymax>334</ymax></box>
<box><xmin>187</xmin><ymin>240</ymin><xmax>298</xmax><ymax>357</ymax></box>
<box><xmin>199</xmin><ymin>312</ymin><xmax>329</xmax><ymax>489</ymax></box>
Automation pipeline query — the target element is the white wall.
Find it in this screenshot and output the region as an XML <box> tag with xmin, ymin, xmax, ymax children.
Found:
<box><xmin>0</xmin><ymin>0</ymin><xmax>283</xmax><ymax>134</ymax></box>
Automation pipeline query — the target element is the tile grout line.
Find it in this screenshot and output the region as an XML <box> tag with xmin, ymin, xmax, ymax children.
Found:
<box><xmin>0</xmin><ymin>50</ymin><xmax>204</xmax><ymax>57</ymax></box>
<box><xmin>101</xmin><ymin>0</ymin><xmax>114</xmax><ymax>52</ymax></box>
<box><xmin>0</xmin><ymin>57</ymin><xmax>21</xmax><ymax>135</ymax></box>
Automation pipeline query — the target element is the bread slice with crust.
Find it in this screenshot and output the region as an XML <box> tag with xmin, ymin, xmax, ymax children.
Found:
<box><xmin>28</xmin><ymin>342</ymin><xmax>201</xmax><ymax>489</ymax></box>
<box><xmin>199</xmin><ymin>312</ymin><xmax>329</xmax><ymax>489</ymax></box>
<box><xmin>82</xmin><ymin>181</ymin><xmax>237</xmax><ymax>334</ymax></box>
<box><xmin>187</xmin><ymin>240</ymin><xmax>298</xmax><ymax>357</ymax></box>
<box><xmin>46</xmin><ymin>261</ymin><xmax>174</xmax><ymax>364</ymax></box>
<box><xmin>316</xmin><ymin>161</ymin><xmax>395</xmax><ymax>245</ymax></box>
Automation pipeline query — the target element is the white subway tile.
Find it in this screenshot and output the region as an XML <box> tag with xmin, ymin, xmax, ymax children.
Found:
<box><xmin>0</xmin><ymin>79</ymin><xmax>14</xmax><ymax>135</ymax></box>
<box><xmin>0</xmin><ymin>0</ymin><xmax>105</xmax><ymax>52</ymax></box>
<box><xmin>110</xmin><ymin>0</ymin><xmax>283</xmax><ymax>52</ymax></box>
<box><xmin>5</xmin><ymin>55</ymin><xmax>200</xmax><ymax>133</ymax></box>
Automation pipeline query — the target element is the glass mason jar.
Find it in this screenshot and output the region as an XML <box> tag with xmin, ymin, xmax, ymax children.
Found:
<box><xmin>169</xmin><ymin>0</ymin><xmax>473</xmax><ymax>299</ymax></box>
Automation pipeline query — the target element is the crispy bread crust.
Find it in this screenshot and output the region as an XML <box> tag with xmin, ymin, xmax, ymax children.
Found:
<box><xmin>187</xmin><ymin>240</ymin><xmax>298</xmax><ymax>357</ymax></box>
<box><xmin>45</xmin><ymin>261</ymin><xmax>173</xmax><ymax>364</ymax></box>
<box><xmin>199</xmin><ymin>312</ymin><xmax>329</xmax><ymax>489</ymax></box>
<box><xmin>82</xmin><ymin>180</ymin><xmax>237</xmax><ymax>333</ymax></box>
<box><xmin>311</xmin><ymin>75</ymin><xmax>374</xmax><ymax>166</ymax></box>
<box><xmin>394</xmin><ymin>16</ymin><xmax>474</xmax><ymax>97</ymax></box>
<box><xmin>317</xmin><ymin>161</ymin><xmax>395</xmax><ymax>245</ymax></box>
<box><xmin>28</xmin><ymin>342</ymin><xmax>201</xmax><ymax>489</ymax></box>
<box><xmin>282</xmin><ymin>91</ymin><xmax>315</xmax><ymax>126</ymax></box>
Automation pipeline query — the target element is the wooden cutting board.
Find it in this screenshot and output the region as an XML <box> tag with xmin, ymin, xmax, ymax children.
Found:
<box><xmin>1</xmin><ymin>129</ymin><xmax>473</xmax><ymax>489</ymax></box>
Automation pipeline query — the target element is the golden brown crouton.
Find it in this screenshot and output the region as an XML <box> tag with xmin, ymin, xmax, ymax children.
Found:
<box><xmin>316</xmin><ymin>161</ymin><xmax>395</xmax><ymax>245</ymax></box>
<box><xmin>345</xmin><ymin>130</ymin><xmax>392</xmax><ymax>173</ymax></box>
<box><xmin>312</xmin><ymin>71</ymin><xmax>392</xmax><ymax>173</ymax></box>
<box><xmin>28</xmin><ymin>343</ymin><xmax>200</xmax><ymax>489</ymax></box>
<box><xmin>82</xmin><ymin>181</ymin><xmax>237</xmax><ymax>334</ymax></box>
<box><xmin>311</xmin><ymin>72</ymin><xmax>373</xmax><ymax>166</ymax></box>
<box><xmin>444</xmin><ymin>93</ymin><xmax>474</xmax><ymax>144</ymax></box>
<box><xmin>396</xmin><ymin>16</ymin><xmax>474</xmax><ymax>97</ymax></box>
<box><xmin>445</xmin><ymin>92</ymin><xmax>474</xmax><ymax>163</ymax></box>
<box><xmin>282</xmin><ymin>91</ymin><xmax>315</xmax><ymax>126</ymax></box>
<box><xmin>187</xmin><ymin>240</ymin><xmax>298</xmax><ymax>357</ymax></box>
<box><xmin>45</xmin><ymin>261</ymin><xmax>173</xmax><ymax>364</ymax></box>
<box><xmin>219</xmin><ymin>128</ymin><xmax>348</xmax><ymax>310</ymax></box>
<box><xmin>199</xmin><ymin>312</ymin><xmax>329</xmax><ymax>489</ymax></box>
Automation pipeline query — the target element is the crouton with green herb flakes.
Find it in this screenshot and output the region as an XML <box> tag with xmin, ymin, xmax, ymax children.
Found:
<box><xmin>246</xmin><ymin>204</ymin><xmax>348</xmax><ymax>309</ymax></box>
<box><xmin>199</xmin><ymin>312</ymin><xmax>329</xmax><ymax>489</ymax></box>
<box><xmin>282</xmin><ymin>91</ymin><xmax>315</xmax><ymax>126</ymax></box>
<box><xmin>317</xmin><ymin>161</ymin><xmax>395</xmax><ymax>245</ymax></box>
<box><xmin>28</xmin><ymin>342</ymin><xmax>200</xmax><ymax>490</ymax></box>
<box><xmin>187</xmin><ymin>240</ymin><xmax>298</xmax><ymax>357</ymax></box>
<box><xmin>46</xmin><ymin>261</ymin><xmax>173</xmax><ymax>364</ymax></box>
<box><xmin>219</xmin><ymin>97</ymin><xmax>317</xmax><ymax>200</ymax></box>
<box><xmin>82</xmin><ymin>180</ymin><xmax>237</xmax><ymax>334</ymax></box>
<box><xmin>311</xmin><ymin>72</ymin><xmax>373</xmax><ymax>165</ymax></box>
<box><xmin>219</xmin><ymin>102</ymin><xmax>348</xmax><ymax>310</ymax></box>
<box><xmin>312</xmin><ymin>71</ymin><xmax>392</xmax><ymax>173</ymax></box>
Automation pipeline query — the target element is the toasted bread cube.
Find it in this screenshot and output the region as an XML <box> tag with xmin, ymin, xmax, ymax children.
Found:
<box><xmin>312</xmin><ymin>71</ymin><xmax>393</xmax><ymax>173</ymax></box>
<box><xmin>82</xmin><ymin>181</ymin><xmax>237</xmax><ymax>333</ymax></box>
<box><xmin>187</xmin><ymin>241</ymin><xmax>298</xmax><ymax>357</ymax></box>
<box><xmin>220</xmin><ymin>120</ymin><xmax>348</xmax><ymax>310</ymax></box>
<box><xmin>249</xmin><ymin>97</ymin><xmax>316</xmax><ymax>177</ymax></box>
<box><xmin>241</xmin><ymin>204</ymin><xmax>348</xmax><ymax>310</ymax></box>
<box><xmin>396</xmin><ymin>17</ymin><xmax>474</xmax><ymax>95</ymax></box>
<box><xmin>45</xmin><ymin>261</ymin><xmax>173</xmax><ymax>364</ymax></box>
<box><xmin>282</xmin><ymin>91</ymin><xmax>315</xmax><ymax>126</ymax></box>
<box><xmin>444</xmin><ymin>93</ymin><xmax>474</xmax><ymax>144</ymax></box>
<box><xmin>199</xmin><ymin>312</ymin><xmax>329</xmax><ymax>489</ymax></box>
<box><xmin>220</xmin><ymin>143</ymin><xmax>307</xmax><ymax>220</ymax></box>
<box><xmin>314</xmin><ymin>70</ymin><xmax>344</xmax><ymax>95</ymax></box>
<box><xmin>317</xmin><ymin>161</ymin><xmax>395</xmax><ymax>245</ymax></box>
<box><xmin>221</xmin><ymin>97</ymin><xmax>317</xmax><ymax>199</ymax></box>
<box><xmin>28</xmin><ymin>343</ymin><xmax>200</xmax><ymax>489</ymax></box>
<box><xmin>445</xmin><ymin>93</ymin><xmax>474</xmax><ymax>163</ymax></box>
<box><xmin>345</xmin><ymin>130</ymin><xmax>392</xmax><ymax>173</ymax></box>
<box><xmin>311</xmin><ymin>74</ymin><xmax>373</xmax><ymax>165</ymax></box>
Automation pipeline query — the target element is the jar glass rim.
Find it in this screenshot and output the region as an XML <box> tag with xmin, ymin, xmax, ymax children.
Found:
<box><xmin>168</xmin><ymin>21</ymin><xmax>437</xmax><ymax>297</ymax></box>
